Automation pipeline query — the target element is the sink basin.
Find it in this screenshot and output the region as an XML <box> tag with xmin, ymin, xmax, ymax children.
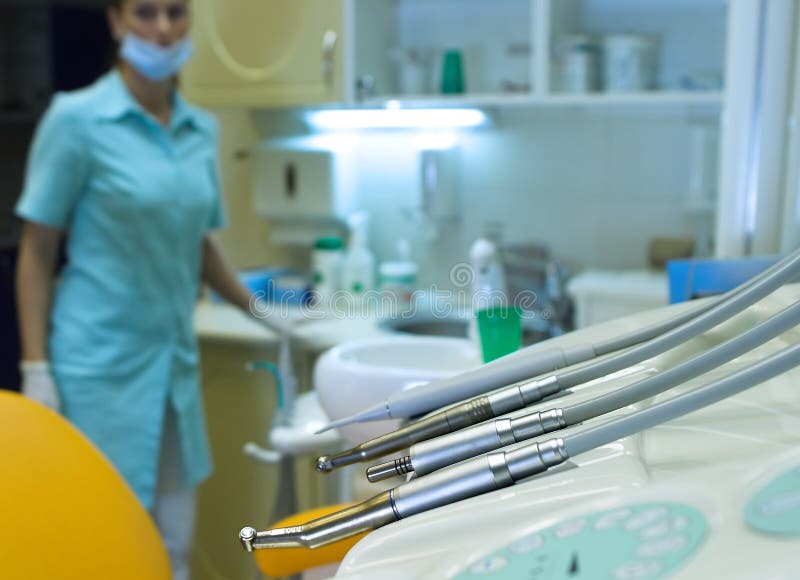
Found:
<box><xmin>379</xmin><ymin>310</ymin><xmax>552</xmax><ymax>345</ymax></box>
<box><xmin>314</xmin><ymin>336</ymin><xmax>481</xmax><ymax>444</ymax></box>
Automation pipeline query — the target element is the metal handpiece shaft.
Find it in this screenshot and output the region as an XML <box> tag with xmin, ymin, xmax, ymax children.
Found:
<box><xmin>317</xmin><ymin>376</ymin><xmax>560</xmax><ymax>472</ymax></box>
<box><xmin>367</xmin><ymin>409</ymin><xmax>567</xmax><ymax>482</ymax></box>
<box><xmin>316</xmin><ymin>394</ymin><xmax>494</xmax><ymax>472</ymax></box>
<box><xmin>244</xmin><ymin>439</ymin><xmax>569</xmax><ymax>551</ymax></box>
<box><xmin>239</xmin><ymin>492</ymin><xmax>397</xmax><ymax>551</ymax></box>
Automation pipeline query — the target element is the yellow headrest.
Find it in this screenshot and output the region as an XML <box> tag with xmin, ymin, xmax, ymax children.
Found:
<box><xmin>0</xmin><ymin>392</ymin><xmax>170</xmax><ymax>580</ymax></box>
<box><xmin>254</xmin><ymin>504</ymin><xmax>369</xmax><ymax>578</ymax></box>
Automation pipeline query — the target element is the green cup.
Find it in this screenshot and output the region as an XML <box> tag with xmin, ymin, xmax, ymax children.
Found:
<box><xmin>476</xmin><ymin>306</ymin><xmax>522</xmax><ymax>363</ymax></box>
<box><xmin>441</xmin><ymin>49</ymin><xmax>465</xmax><ymax>94</ymax></box>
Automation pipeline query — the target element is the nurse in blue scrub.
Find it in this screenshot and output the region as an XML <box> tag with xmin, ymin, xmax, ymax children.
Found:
<box><xmin>14</xmin><ymin>1</ymin><xmax>264</xmax><ymax>578</ymax></box>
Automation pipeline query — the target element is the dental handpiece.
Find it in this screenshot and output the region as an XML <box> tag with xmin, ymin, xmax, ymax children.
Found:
<box><xmin>320</xmin><ymin>252</ymin><xmax>792</xmax><ymax>431</ymax></box>
<box><xmin>243</xmin><ymin>341</ymin><xmax>800</xmax><ymax>551</ymax></box>
<box><xmin>367</xmin><ymin>299</ymin><xmax>800</xmax><ymax>481</ymax></box>
<box><xmin>316</xmin><ymin>250</ymin><xmax>800</xmax><ymax>473</ymax></box>
<box><xmin>244</xmin><ymin>439</ymin><xmax>570</xmax><ymax>551</ymax></box>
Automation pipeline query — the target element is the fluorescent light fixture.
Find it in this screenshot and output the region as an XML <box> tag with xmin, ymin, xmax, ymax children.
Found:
<box><xmin>305</xmin><ymin>108</ymin><xmax>487</xmax><ymax>130</ymax></box>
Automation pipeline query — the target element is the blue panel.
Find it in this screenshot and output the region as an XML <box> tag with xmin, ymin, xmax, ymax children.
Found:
<box><xmin>209</xmin><ymin>268</ymin><xmax>312</xmax><ymax>306</ymax></box>
<box><xmin>666</xmin><ymin>256</ymin><xmax>779</xmax><ymax>303</ymax></box>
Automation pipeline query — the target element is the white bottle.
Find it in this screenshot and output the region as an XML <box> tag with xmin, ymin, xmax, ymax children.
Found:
<box><xmin>311</xmin><ymin>236</ymin><xmax>344</xmax><ymax>307</ymax></box>
<box><xmin>379</xmin><ymin>239</ymin><xmax>418</xmax><ymax>309</ymax></box>
<box><xmin>342</xmin><ymin>213</ymin><xmax>376</xmax><ymax>302</ymax></box>
<box><xmin>468</xmin><ymin>237</ymin><xmax>508</xmax><ymax>346</ymax></box>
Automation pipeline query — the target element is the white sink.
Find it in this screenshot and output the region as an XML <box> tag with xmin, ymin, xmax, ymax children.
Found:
<box><xmin>314</xmin><ymin>336</ymin><xmax>481</xmax><ymax>444</ymax></box>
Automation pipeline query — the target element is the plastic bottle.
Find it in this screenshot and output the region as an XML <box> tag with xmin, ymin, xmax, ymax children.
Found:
<box><xmin>468</xmin><ymin>237</ymin><xmax>509</xmax><ymax>352</ymax></box>
<box><xmin>342</xmin><ymin>213</ymin><xmax>376</xmax><ymax>303</ymax></box>
<box><xmin>469</xmin><ymin>238</ymin><xmax>508</xmax><ymax>299</ymax></box>
<box><xmin>311</xmin><ymin>236</ymin><xmax>344</xmax><ymax>307</ymax></box>
<box><xmin>379</xmin><ymin>239</ymin><xmax>418</xmax><ymax>309</ymax></box>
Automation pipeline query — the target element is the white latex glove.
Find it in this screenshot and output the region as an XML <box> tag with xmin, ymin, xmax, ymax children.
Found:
<box><xmin>20</xmin><ymin>361</ymin><xmax>61</xmax><ymax>413</ymax></box>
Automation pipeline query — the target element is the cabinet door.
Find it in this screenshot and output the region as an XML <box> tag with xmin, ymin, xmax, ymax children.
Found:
<box><xmin>183</xmin><ymin>0</ymin><xmax>344</xmax><ymax>107</ymax></box>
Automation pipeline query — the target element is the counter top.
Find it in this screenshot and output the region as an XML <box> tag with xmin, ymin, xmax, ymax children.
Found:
<box><xmin>193</xmin><ymin>300</ymin><xmax>392</xmax><ymax>352</ymax></box>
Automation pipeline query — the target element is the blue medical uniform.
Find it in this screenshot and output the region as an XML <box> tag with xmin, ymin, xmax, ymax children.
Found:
<box><xmin>15</xmin><ymin>70</ymin><xmax>225</xmax><ymax>508</ymax></box>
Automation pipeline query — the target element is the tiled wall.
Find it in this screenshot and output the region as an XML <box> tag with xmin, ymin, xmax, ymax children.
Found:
<box><xmin>220</xmin><ymin>106</ymin><xmax>717</xmax><ymax>290</ymax></box>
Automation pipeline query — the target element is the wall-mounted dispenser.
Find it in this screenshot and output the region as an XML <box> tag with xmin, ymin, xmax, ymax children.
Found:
<box><xmin>254</xmin><ymin>142</ymin><xmax>357</xmax><ymax>245</ymax></box>
<box><xmin>419</xmin><ymin>146</ymin><xmax>460</xmax><ymax>238</ymax></box>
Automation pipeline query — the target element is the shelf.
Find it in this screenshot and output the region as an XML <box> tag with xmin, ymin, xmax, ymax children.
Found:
<box><xmin>345</xmin><ymin>90</ymin><xmax>723</xmax><ymax>110</ymax></box>
<box><xmin>532</xmin><ymin>91</ymin><xmax>723</xmax><ymax>107</ymax></box>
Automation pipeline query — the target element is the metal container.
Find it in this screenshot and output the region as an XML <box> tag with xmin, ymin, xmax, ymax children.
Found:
<box><xmin>603</xmin><ymin>33</ymin><xmax>658</xmax><ymax>92</ymax></box>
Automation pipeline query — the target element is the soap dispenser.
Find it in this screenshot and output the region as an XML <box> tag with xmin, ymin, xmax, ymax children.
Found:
<box><xmin>342</xmin><ymin>212</ymin><xmax>376</xmax><ymax>301</ymax></box>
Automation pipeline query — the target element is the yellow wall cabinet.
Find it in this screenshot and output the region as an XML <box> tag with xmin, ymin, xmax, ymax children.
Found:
<box><xmin>183</xmin><ymin>0</ymin><xmax>345</xmax><ymax>107</ymax></box>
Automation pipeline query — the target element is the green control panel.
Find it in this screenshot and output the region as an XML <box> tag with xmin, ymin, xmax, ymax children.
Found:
<box><xmin>453</xmin><ymin>502</ymin><xmax>708</xmax><ymax>579</ymax></box>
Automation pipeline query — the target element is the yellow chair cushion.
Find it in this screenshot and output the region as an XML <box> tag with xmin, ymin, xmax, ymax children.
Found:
<box><xmin>254</xmin><ymin>504</ymin><xmax>369</xmax><ymax>578</ymax></box>
<box><xmin>0</xmin><ymin>392</ymin><xmax>170</xmax><ymax>580</ymax></box>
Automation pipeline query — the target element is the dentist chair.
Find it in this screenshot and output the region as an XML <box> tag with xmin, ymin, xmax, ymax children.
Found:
<box><xmin>0</xmin><ymin>391</ymin><xmax>170</xmax><ymax>580</ymax></box>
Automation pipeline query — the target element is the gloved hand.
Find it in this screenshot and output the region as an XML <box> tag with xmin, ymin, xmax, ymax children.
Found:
<box><xmin>20</xmin><ymin>361</ymin><xmax>61</xmax><ymax>413</ymax></box>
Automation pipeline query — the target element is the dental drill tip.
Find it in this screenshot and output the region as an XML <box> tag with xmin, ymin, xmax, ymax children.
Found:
<box><xmin>366</xmin><ymin>456</ymin><xmax>414</xmax><ymax>483</ymax></box>
<box><xmin>315</xmin><ymin>447</ymin><xmax>369</xmax><ymax>472</ymax></box>
<box><xmin>316</xmin><ymin>456</ymin><xmax>331</xmax><ymax>472</ymax></box>
<box><xmin>240</xmin><ymin>526</ymin><xmax>256</xmax><ymax>552</ymax></box>
<box><xmin>315</xmin><ymin>402</ymin><xmax>392</xmax><ymax>434</ymax></box>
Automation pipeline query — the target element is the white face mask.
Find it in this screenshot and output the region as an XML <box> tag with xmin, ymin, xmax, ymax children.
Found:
<box><xmin>119</xmin><ymin>33</ymin><xmax>194</xmax><ymax>81</ymax></box>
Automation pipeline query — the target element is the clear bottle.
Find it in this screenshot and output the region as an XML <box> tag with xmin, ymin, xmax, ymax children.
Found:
<box><xmin>342</xmin><ymin>213</ymin><xmax>376</xmax><ymax>304</ymax></box>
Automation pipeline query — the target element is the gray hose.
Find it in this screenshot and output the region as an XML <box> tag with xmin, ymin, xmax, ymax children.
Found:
<box><xmin>565</xmin><ymin>300</ymin><xmax>800</xmax><ymax>424</ymax></box>
<box><xmin>592</xmin><ymin>299</ymin><xmax>716</xmax><ymax>355</ymax></box>
<box><xmin>565</xmin><ymin>341</ymin><xmax>800</xmax><ymax>457</ymax></box>
<box><xmin>557</xmin><ymin>250</ymin><xmax>800</xmax><ymax>388</ymax></box>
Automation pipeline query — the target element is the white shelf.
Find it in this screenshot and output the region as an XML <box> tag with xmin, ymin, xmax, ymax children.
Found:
<box><xmin>351</xmin><ymin>90</ymin><xmax>723</xmax><ymax>110</ymax></box>
<box><xmin>534</xmin><ymin>91</ymin><xmax>723</xmax><ymax>107</ymax></box>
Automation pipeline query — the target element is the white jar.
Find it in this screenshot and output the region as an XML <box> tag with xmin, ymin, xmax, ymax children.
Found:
<box><xmin>311</xmin><ymin>237</ymin><xmax>344</xmax><ymax>306</ymax></box>
<box><xmin>603</xmin><ymin>34</ymin><xmax>658</xmax><ymax>92</ymax></box>
<box><xmin>554</xmin><ymin>35</ymin><xmax>601</xmax><ymax>93</ymax></box>
<box><xmin>379</xmin><ymin>261</ymin><xmax>418</xmax><ymax>308</ymax></box>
